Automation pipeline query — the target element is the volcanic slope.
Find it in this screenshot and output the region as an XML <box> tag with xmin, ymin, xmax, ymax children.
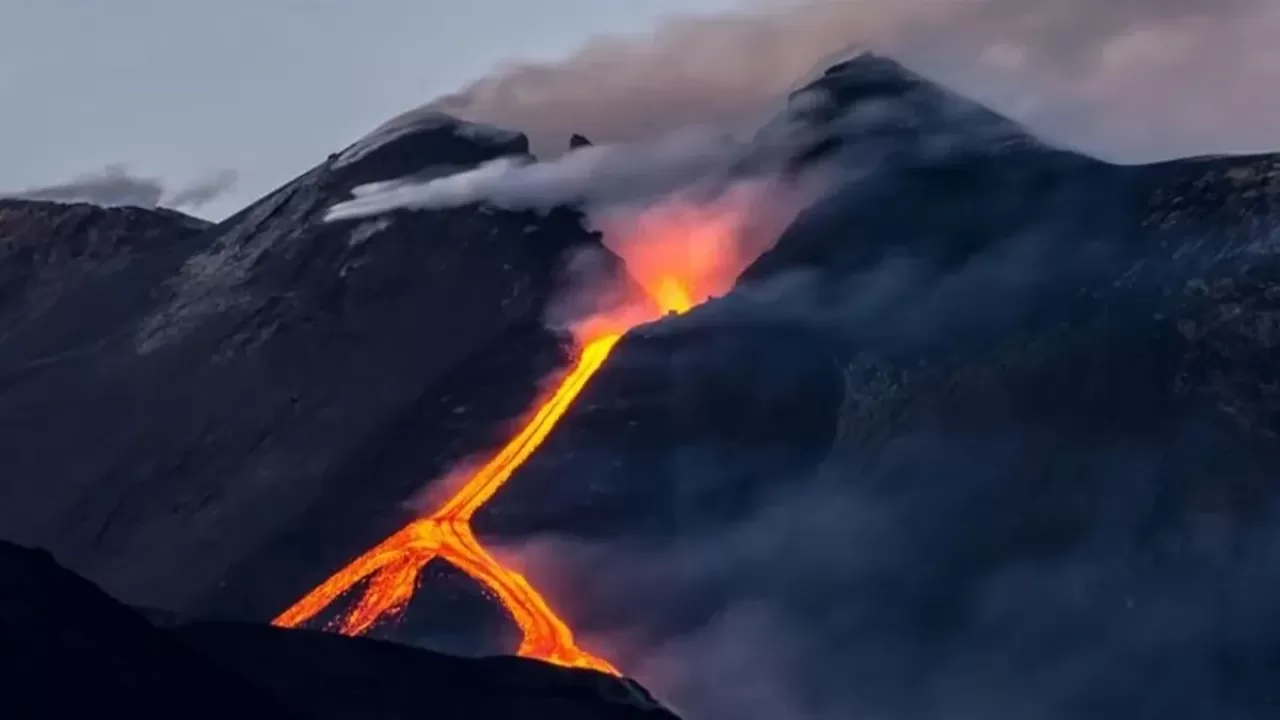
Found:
<box><xmin>637</xmin><ymin>52</ymin><xmax>1280</xmax><ymax>719</ymax></box>
<box><xmin>0</xmin><ymin>111</ymin><xmax>621</xmax><ymax>625</ymax></box>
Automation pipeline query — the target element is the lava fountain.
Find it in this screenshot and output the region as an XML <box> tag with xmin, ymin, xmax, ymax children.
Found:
<box><xmin>273</xmin><ymin>187</ymin><xmax>779</xmax><ymax>675</ymax></box>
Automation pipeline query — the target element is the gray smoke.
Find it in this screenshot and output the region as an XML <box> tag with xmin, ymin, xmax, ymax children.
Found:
<box><xmin>323</xmin><ymin>112</ymin><xmax>843</xmax><ymax>230</ymax></box>
<box><xmin>326</xmin><ymin>125</ymin><xmax>753</xmax><ymax>220</ymax></box>
<box><xmin>501</xmin><ymin>218</ymin><xmax>1280</xmax><ymax>720</ymax></box>
<box><xmin>9</xmin><ymin>164</ymin><xmax>238</xmax><ymax>212</ymax></box>
<box><xmin>431</xmin><ymin>0</ymin><xmax>1280</xmax><ymax>161</ymax></box>
<box><xmin>163</xmin><ymin>169</ymin><xmax>239</xmax><ymax>210</ymax></box>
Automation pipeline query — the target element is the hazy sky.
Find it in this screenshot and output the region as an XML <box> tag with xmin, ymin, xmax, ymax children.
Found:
<box><xmin>6</xmin><ymin>0</ymin><xmax>1280</xmax><ymax>220</ymax></box>
<box><xmin>0</xmin><ymin>1</ymin><xmax>743</xmax><ymax>218</ymax></box>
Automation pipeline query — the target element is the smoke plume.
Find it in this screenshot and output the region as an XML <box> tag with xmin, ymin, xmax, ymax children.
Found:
<box><xmin>431</xmin><ymin>0</ymin><xmax>1280</xmax><ymax>161</ymax></box>
<box><xmin>326</xmin><ymin>125</ymin><xmax>754</xmax><ymax>220</ymax></box>
<box><xmin>8</xmin><ymin>164</ymin><xmax>238</xmax><ymax>212</ymax></box>
<box><xmin>162</xmin><ymin>169</ymin><xmax>239</xmax><ymax>210</ymax></box>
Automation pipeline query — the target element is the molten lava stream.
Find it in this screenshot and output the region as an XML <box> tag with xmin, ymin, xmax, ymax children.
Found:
<box><xmin>271</xmin><ymin>186</ymin><xmax>753</xmax><ymax>676</ymax></box>
<box><xmin>273</xmin><ymin>334</ymin><xmax>623</xmax><ymax>675</ymax></box>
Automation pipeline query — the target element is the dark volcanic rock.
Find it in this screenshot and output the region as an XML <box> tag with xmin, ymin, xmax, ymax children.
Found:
<box><xmin>0</xmin><ymin>199</ymin><xmax>209</xmax><ymax>337</ymax></box>
<box><xmin>0</xmin><ymin>540</ymin><xmax>679</xmax><ymax>720</ymax></box>
<box><xmin>0</xmin><ymin>540</ymin><xmax>292</xmax><ymax>719</ymax></box>
<box><xmin>740</xmin><ymin>53</ymin><xmax>1280</xmax><ymax>447</ymax></box>
<box><xmin>570</xmin><ymin>134</ymin><xmax>593</xmax><ymax>150</ymax></box>
<box><xmin>328</xmin><ymin>107</ymin><xmax>530</xmax><ymax>187</ymax></box>
<box><xmin>179</xmin><ymin>623</ymin><xmax>673</xmax><ymax>720</ymax></box>
<box><xmin>0</xmin><ymin>111</ymin><xmax>604</xmax><ymax>621</ymax></box>
<box><xmin>690</xmin><ymin>53</ymin><xmax>1280</xmax><ymax>719</ymax></box>
<box><xmin>773</xmin><ymin>51</ymin><xmax>1049</xmax><ymax>174</ymax></box>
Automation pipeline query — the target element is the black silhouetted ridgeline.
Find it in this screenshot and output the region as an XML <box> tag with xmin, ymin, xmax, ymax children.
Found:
<box><xmin>0</xmin><ymin>540</ymin><xmax>677</xmax><ymax>720</ymax></box>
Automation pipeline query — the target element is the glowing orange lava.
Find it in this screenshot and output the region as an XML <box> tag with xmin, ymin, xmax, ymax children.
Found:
<box><xmin>273</xmin><ymin>187</ymin><xmax>789</xmax><ymax>677</ymax></box>
<box><xmin>274</xmin><ymin>334</ymin><xmax>622</xmax><ymax>674</ymax></box>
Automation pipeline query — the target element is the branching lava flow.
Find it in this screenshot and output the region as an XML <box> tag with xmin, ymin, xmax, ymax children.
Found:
<box><xmin>272</xmin><ymin>193</ymin><xmax>760</xmax><ymax>677</ymax></box>
<box><xmin>273</xmin><ymin>334</ymin><xmax>623</xmax><ymax>674</ymax></box>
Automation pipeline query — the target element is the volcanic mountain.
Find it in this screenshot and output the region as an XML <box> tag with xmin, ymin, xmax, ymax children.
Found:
<box><xmin>2</xmin><ymin>51</ymin><xmax>1280</xmax><ymax>719</ymax></box>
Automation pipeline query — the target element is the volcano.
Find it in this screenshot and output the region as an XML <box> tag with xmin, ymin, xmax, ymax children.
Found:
<box><xmin>3</xmin><ymin>52</ymin><xmax>1280</xmax><ymax>719</ymax></box>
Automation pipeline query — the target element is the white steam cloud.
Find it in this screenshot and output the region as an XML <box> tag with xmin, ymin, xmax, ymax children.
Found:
<box><xmin>326</xmin><ymin>125</ymin><xmax>756</xmax><ymax>221</ymax></box>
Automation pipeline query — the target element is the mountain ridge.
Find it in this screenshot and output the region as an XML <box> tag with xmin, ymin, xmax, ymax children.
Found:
<box><xmin>1</xmin><ymin>538</ymin><xmax>676</xmax><ymax>720</ymax></box>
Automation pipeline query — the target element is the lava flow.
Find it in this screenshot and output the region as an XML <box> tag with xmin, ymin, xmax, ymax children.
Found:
<box><xmin>273</xmin><ymin>188</ymin><xmax>772</xmax><ymax>676</ymax></box>
<box><xmin>273</xmin><ymin>333</ymin><xmax>624</xmax><ymax>673</ymax></box>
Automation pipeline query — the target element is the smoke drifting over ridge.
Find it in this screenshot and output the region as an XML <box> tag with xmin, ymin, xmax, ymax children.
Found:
<box><xmin>432</xmin><ymin>0</ymin><xmax>1280</xmax><ymax>161</ymax></box>
<box><xmin>7</xmin><ymin>164</ymin><xmax>238</xmax><ymax>212</ymax></box>
<box><xmin>327</xmin><ymin>125</ymin><xmax>758</xmax><ymax>220</ymax></box>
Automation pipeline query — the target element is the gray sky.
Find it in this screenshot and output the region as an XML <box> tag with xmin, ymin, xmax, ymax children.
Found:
<box><xmin>5</xmin><ymin>0</ymin><xmax>1280</xmax><ymax>220</ymax></box>
<box><xmin>0</xmin><ymin>0</ymin><xmax>742</xmax><ymax>219</ymax></box>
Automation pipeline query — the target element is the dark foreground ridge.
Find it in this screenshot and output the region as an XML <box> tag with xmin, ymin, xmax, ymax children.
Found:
<box><xmin>0</xmin><ymin>539</ymin><xmax>677</xmax><ymax>720</ymax></box>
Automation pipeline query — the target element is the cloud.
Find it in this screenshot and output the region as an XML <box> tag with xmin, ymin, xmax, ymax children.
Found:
<box><xmin>164</xmin><ymin>169</ymin><xmax>238</xmax><ymax>210</ymax></box>
<box><xmin>429</xmin><ymin>0</ymin><xmax>1280</xmax><ymax>161</ymax></box>
<box><xmin>8</xmin><ymin>164</ymin><xmax>239</xmax><ymax>212</ymax></box>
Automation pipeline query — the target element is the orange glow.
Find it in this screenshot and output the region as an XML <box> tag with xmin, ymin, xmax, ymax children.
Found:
<box><xmin>273</xmin><ymin>186</ymin><xmax>785</xmax><ymax>677</ymax></box>
<box><xmin>653</xmin><ymin>277</ymin><xmax>694</xmax><ymax>316</ymax></box>
<box><xmin>274</xmin><ymin>334</ymin><xmax>622</xmax><ymax>674</ymax></box>
<box><xmin>597</xmin><ymin>180</ymin><xmax>793</xmax><ymax>317</ymax></box>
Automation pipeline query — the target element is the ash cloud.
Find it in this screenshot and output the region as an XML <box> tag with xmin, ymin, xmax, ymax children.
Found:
<box><xmin>8</xmin><ymin>164</ymin><xmax>238</xmax><ymax>212</ymax></box>
<box><xmin>431</xmin><ymin>0</ymin><xmax>1280</xmax><ymax>161</ymax></box>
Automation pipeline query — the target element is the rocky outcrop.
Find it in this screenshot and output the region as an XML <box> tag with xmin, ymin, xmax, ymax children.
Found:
<box><xmin>0</xmin><ymin>540</ymin><xmax>678</xmax><ymax>720</ymax></box>
<box><xmin>0</xmin><ymin>199</ymin><xmax>208</xmax><ymax>326</ymax></box>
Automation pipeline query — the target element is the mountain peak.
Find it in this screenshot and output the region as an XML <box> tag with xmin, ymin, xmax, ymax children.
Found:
<box><xmin>330</xmin><ymin>108</ymin><xmax>530</xmax><ymax>187</ymax></box>
<box><xmin>781</xmin><ymin>51</ymin><xmax>1048</xmax><ymax>167</ymax></box>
